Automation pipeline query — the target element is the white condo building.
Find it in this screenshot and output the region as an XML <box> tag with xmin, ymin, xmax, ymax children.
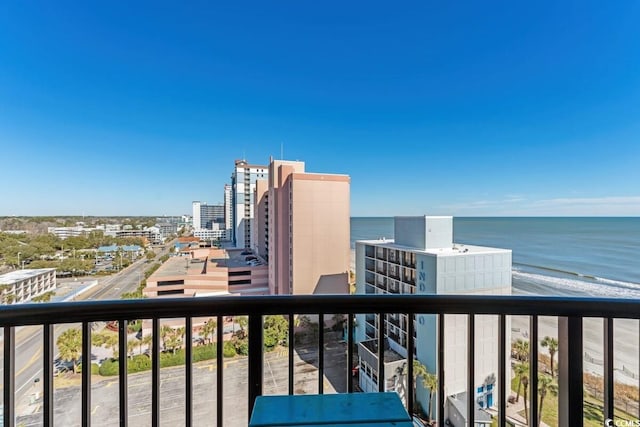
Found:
<box><xmin>0</xmin><ymin>269</ymin><xmax>57</xmax><ymax>304</ymax></box>
<box><xmin>224</xmin><ymin>184</ymin><xmax>233</xmax><ymax>232</ymax></box>
<box><xmin>192</xmin><ymin>201</ymin><xmax>201</xmax><ymax>231</ymax></box>
<box><xmin>230</xmin><ymin>160</ymin><xmax>268</xmax><ymax>249</ymax></box>
<box><xmin>355</xmin><ymin>216</ymin><xmax>511</xmax><ymax>425</ymax></box>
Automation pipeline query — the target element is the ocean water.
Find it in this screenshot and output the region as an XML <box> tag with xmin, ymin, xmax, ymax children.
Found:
<box><xmin>351</xmin><ymin>217</ymin><xmax>640</xmax><ymax>298</ymax></box>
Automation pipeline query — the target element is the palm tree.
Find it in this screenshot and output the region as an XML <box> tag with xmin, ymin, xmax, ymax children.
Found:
<box><xmin>402</xmin><ymin>360</ymin><xmax>437</xmax><ymax>420</ymax></box>
<box><xmin>57</xmin><ymin>328</ymin><xmax>82</xmax><ymax>374</ymax></box>
<box><xmin>236</xmin><ymin>316</ymin><xmax>248</xmax><ymax>338</ymax></box>
<box><xmin>410</xmin><ymin>360</ymin><xmax>427</xmax><ymax>416</ymax></box>
<box><xmin>537</xmin><ymin>374</ymin><xmax>558</xmax><ymax>427</ymax></box>
<box><xmin>541</xmin><ymin>336</ymin><xmax>558</xmax><ymax>377</ymax></box>
<box><xmin>177</xmin><ymin>326</ymin><xmax>186</xmax><ymax>343</ymax></box>
<box><xmin>127</xmin><ymin>339</ymin><xmax>138</xmax><ymax>358</ymax></box>
<box><xmin>423</xmin><ymin>370</ymin><xmax>438</xmax><ymax>422</ymax></box>
<box><xmin>104</xmin><ymin>334</ymin><xmax>119</xmax><ymax>359</ymax></box>
<box><xmin>512</xmin><ymin>339</ymin><xmax>529</xmax><ymax>362</ymax></box>
<box><xmin>521</xmin><ymin>365</ymin><xmax>530</xmax><ymax>425</ymax></box>
<box><xmin>160</xmin><ymin>325</ymin><xmax>173</xmax><ymax>351</ymax></box>
<box><xmin>514</xmin><ymin>362</ymin><xmax>528</xmax><ymax>402</ymax></box>
<box><xmin>202</xmin><ymin>318</ymin><xmax>217</xmax><ymax>344</ymax></box>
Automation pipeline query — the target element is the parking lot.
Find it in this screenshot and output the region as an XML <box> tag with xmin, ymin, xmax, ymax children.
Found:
<box><xmin>17</xmin><ymin>336</ymin><xmax>348</xmax><ymax>427</ymax></box>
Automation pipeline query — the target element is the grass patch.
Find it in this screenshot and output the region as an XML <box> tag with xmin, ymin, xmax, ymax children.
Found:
<box><xmin>512</xmin><ymin>372</ymin><xmax>638</xmax><ymax>427</ymax></box>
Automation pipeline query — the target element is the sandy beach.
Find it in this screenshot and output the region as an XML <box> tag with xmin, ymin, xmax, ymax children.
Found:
<box><xmin>511</xmin><ymin>311</ymin><xmax>639</xmax><ymax>386</ymax></box>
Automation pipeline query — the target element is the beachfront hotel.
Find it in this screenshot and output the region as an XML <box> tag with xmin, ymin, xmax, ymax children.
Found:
<box><xmin>254</xmin><ymin>158</ymin><xmax>351</xmax><ymax>295</ymax></box>
<box><xmin>355</xmin><ymin>216</ymin><xmax>511</xmax><ymax>424</ymax></box>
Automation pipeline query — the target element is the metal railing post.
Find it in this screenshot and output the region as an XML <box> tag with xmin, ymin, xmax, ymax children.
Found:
<box><xmin>4</xmin><ymin>326</ymin><xmax>15</xmax><ymax>427</ymax></box>
<box><xmin>558</xmin><ymin>316</ymin><xmax>583</xmax><ymax>427</ymax></box>
<box><xmin>248</xmin><ymin>314</ymin><xmax>263</xmax><ymax>418</ymax></box>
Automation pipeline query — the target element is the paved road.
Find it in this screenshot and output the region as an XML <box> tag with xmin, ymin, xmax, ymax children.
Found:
<box><xmin>1</xmin><ymin>245</ymin><xmax>173</xmax><ymax>419</ymax></box>
<box><xmin>16</xmin><ymin>339</ymin><xmax>349</xmax><ymax>427</ymax></box>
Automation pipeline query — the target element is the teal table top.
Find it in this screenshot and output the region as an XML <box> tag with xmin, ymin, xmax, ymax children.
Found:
<box><xmin>249</xmin><ymin>392</ymin><xmax>413</xmax><ymax>426</ymax></box>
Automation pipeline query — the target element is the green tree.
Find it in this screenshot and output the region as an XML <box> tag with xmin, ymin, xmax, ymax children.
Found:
<box><xmin>236</xmin><ymin>316</ymin><xmax>248</xmax><ymax>339</ymax></box>
<box><xmin>541</xmin><ymin>336</ymin><xmax>558</xmax><ymax>377</ymax></box>
<box><xmin>512</xmin><ymin>338</ymin><xmax>529</xmax><ymax>362</ymax></box>
<box><xmin>160</xmin><ymin>325</ymin><xmax>173</xmax><ymax>350</ymax></box>
<box><xmin>0</xmin><ymin>284</ymin><xmax>12</xmax><ymax>304</ymax></box>
<box><xmin>422</xmin><ymin>370</ymin><xmax>438</xmax><ymax>421</ymax></box>
<box><xmin>164</xmin><ymin>327</ymin><xmax>183</xmax><ymax>354</ymax></box>
<box><xmin>537</xmin><ymin>374</ymin><xmax>558</xmax><ymax>427</ymax></box>
<box><xmin>514</xmin><ymin>362</ymin><xmax>528</xmax><ymax>402</ymax></box>
<box><xmin>403</xmin><ymin>360</ymin><xmax>436</xmax><ymax>420</ymax></box>
<box><xmin>522</xmin><ymin>364</ymin><xmax>530</xmax><ymax>425</ymax></box>
<box><xmin>31</xmin><ymin>291</ymin><xmax>56</xmax><ymax>303</ymax></box>
<box><xmin>128</xmin><ymin>339</ymin><xmax>139</xmax><ymax>359</ymax></box>
<box><xmin>146</xmin><ymin>251</ymin><xmax>156</xmax><ymax>261</ymax></box>
<box><xmin>202</xmin><ymin>319</ymin><xmax>217</xmax><ymax>344</ymax></box>
<box><xmin>263</xmin><ymin>315</ymin><xmax>288</xmax><ymax>350</ymax></box>
<box><xmin>103</xmin><ymin>333</ymin><xmax>119</xmax><ymax>359</ymax></box>
<box><xmin>57</xmin><ymin>328</ymin><xmax>82</xmax><ymax>374</ymax></box>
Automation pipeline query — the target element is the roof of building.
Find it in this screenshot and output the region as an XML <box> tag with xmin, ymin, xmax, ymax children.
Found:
<box><xmin>360</xmin><ymin>339</ymin><xmax>405</xmax><ymax>363</ymax></box>
<box><xmin>447</xmin><ymin>392</ymin><xmax>492</xmax><ymax>423</ymax></box>
<box><xmin>98</xmin><ymin>244</ymin><xmax>142</xmax><ymax>253</ymax></box>
<box><xmin>0</xmin><ymin>269</ymin><xmax>56</xmax><ymax>284</ymax></box>
<box><xmin>149</xmin><ymin>256</ymin><xmax>194</xmax><ymax>279</ymax></box>
<box><xmin>356</xmin><ymin>239</ymin><xmax>510</xmax><ymax>256</ymax></box>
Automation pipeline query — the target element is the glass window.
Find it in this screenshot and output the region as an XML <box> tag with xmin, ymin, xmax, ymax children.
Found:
<box><xmin>477</xmin><ymin>385</ymin><xmax>484</xmax><ymax>393</ymax></box>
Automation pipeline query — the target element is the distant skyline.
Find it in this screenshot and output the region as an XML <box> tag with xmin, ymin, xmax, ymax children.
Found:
<box><xmin>1</xmin><ymin>2</ymin><xmax>639</xmax><ymax>217</ymax></box>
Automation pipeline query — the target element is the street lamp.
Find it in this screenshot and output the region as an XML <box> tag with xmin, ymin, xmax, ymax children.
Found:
<box><xmin>17</xmin><ymin>252</ymin><xmax>21</xmax><ymax>270</ymax></box>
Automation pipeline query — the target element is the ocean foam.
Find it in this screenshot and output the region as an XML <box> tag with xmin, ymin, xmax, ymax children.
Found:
<box><xmin>512</xmin><ymin>270</ymin><xmax>640</xmax><ymax>298</ymax></box>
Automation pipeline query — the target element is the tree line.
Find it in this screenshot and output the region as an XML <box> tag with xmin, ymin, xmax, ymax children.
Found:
<box><xmin>0</xmin><ymin>230</ymin><xmax>146</xmax><ymax>270</ymax></box>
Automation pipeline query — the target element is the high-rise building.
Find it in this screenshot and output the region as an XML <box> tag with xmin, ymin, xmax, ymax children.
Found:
<box><xmin>255</xmin><ymin>159</ymin><xmax>350</xmax><ymax>295</ymax></box>
<box><xmin>230</xmin><ymin>160</ymin><xmax>268</xmax><ymax>249</ymax></box>
<box><xmin>192</xmin><ymin>201</ymin><xmax>201</xmax><ymax>230</ymax></box>
<box><xmin>200</xmin><ymin>204</ymin><xmax>225</xmax><ymax>229</ymax></box>
<box><xmin>354</xmin><ymin>216</ymin><xmax>511</xmax><ymax>423</ymax></box>
<box><xmin>224</xmin><ymin>184</ymin><xmax>233</xmax><ymax>232</ymax></box>
<box><xmin>192</xmin><ymin>201</ymin><xmax>225</xmax><ymax>230</ymax></box>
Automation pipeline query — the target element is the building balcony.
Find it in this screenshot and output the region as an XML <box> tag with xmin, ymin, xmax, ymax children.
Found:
<box><xmin>0</xmin><ymin>294</ymin><xmax>636</xmax><ymax>427</ymax></box>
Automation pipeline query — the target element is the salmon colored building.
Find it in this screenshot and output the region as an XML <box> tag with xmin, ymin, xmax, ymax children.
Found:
<box><xmin>143</xmin><ymin>247</ymin><xmax>268</xmax><ymax>297</ymax></box>
<box><xmin>255</xmin><ymin>159</ymin><xmax>351</xmax><ymax>295</ymax></box>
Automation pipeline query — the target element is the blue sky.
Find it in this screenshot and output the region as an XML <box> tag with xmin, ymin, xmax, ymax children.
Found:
<box><xmin>1</xmin><ymin>1</ymin><xmax>639</xmax><ymax>216</ymax></box>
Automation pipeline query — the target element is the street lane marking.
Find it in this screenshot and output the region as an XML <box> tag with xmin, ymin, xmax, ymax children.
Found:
<box><xmin>92</xmin><ymin>405</ymin><xmax>100</xmax><ymax>415</ymax></box>
<box><xmin>16</xmin><ymin>349</ymin><xmax>41</xmax><ymax>377</ymax></box>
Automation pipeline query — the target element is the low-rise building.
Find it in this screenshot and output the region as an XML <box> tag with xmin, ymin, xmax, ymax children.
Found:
<box><xmin>143</xmin><ymin>248</ymin><xmax>268</xmax><ymax>298</ymax></box>
<box><xmin>48</xmin><ymin>226</ymin><xmax>96</xmax><ymax>239</ymax></box>
<box><xmin>113</xmin><ymin>227</ymin><xmax>162</xmax><ymax>244</ymax></box>
<box><xmin>193</xmin><ymin>227</ymin><xmax>230</xmax><ymax>242</ymax></box>
<box><xmin>0</xmin><ymin>268</ymin><xmax>56</xmax><ymax>304</ymax></box>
